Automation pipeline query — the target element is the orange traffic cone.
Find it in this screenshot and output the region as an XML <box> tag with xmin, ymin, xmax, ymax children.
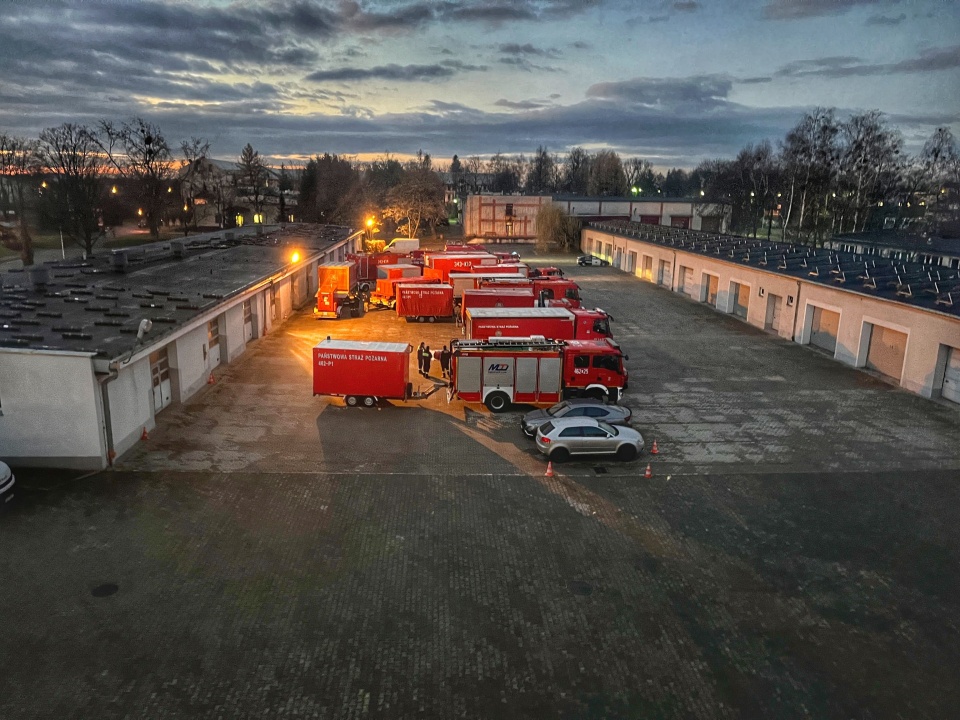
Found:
<box><xmin>644</xmin><ymin>463</ymin><xmax>652</xmax><ymax>479</ymax></box>
<box><xmin>140</xmin><ymin>427</ymin><xmax>149</xmax><ymax>441</ymax></box>
<box><xmin>651</xmin><ymin>439</ymin><xmax>659</xmax><ymax>455</ymax></box>
<box><xmin>207</xmin><ymin>373</ymin><xmax>216</xmax><ymax>385</ymax></box>
<box><xmin>545</xmin><ymin>461</ymin><xmax>554</xmax><ymax>478</ymax></box>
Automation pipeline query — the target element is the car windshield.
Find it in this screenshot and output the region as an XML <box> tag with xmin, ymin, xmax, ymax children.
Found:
<box><xmin>597</xmin><ymin>420</ymin><xmax>617</xmax><ymax>435</ymax></box>
<box><xmin>540</xmin><ymin>421</ymin><xmax>555</xmax><ymax>435</ymax></box>
<box><xmin>547</xmin><ymin>401</ymin><xmax>569</xmax><ymax>416</ymax></box>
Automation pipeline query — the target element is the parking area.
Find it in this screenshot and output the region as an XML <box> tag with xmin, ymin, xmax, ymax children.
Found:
<box><xmin>2</xmin><ymin>247</ymin><xmax>959</xmax><ymax>719</ymax></box>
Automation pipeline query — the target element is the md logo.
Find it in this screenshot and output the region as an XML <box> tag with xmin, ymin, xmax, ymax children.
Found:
<box><xmin>487</xmin><ymin>363</ymin><xmax>509</xmax><ymax>373</ymax></box>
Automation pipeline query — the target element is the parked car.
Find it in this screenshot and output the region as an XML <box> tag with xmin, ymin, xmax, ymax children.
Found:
<box><xmin>0</xmin><ymin>461</ymin><xmax>15</xmax><ymax>504</ymax></box>
<box><xmin>577</xmin><ymin>255</ymin><xmax>609</xmax><ymax>266</ymax></box>
<box><xmin>535</xmin><ymin>417</ymin><xmax>644</xmax><ymax>462</ymax></box>
<box><xmin>521</xmin><ymin>398</ymin><xmax>632</xmax><ymax>437</ymax></box>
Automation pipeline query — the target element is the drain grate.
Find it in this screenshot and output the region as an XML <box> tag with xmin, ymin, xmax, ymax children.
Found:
<box><xmin>593</xmin><ymin>466</ymin><xmax>607</xmax><ymax>474</ymax></box>
<box><xmin>91</xmin><ymin>583</ymin><xmax>118</xmax><ymax>598</ymax></box>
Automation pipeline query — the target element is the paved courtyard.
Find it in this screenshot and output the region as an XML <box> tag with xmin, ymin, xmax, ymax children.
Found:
<box><xmin>2</xmin><ymin>247</ymin><xmax>959</xmax><ymax>719</ymax></box>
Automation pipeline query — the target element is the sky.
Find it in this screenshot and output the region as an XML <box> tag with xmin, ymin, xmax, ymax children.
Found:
<box><xmin>1</xmin><ymin>0</ymin><xmax>958</xmax><ymax>169</ymax></box>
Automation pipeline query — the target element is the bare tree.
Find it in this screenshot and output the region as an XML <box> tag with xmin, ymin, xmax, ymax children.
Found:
<box><xmin>920</xmin><ymin>127</ymin><xmax>960</xmax><ymax>234</ymax></box>
<box><xmin>525</xmin><ymin>146</ymin><xmax>556</xmax><ymax>194</ymax></box>
<box><xmin>99</xmin><ymin>118</ymin><xmax>175</xmax><ymax>238</ymax></box>
<box><xmin>382</xmin><ymin>168</ymin><xmax>446</xmax><ymax>238</ymax></box>
<box><xmin>36</xmin><ymin>123</ymin><xmax>107</xmax><ymax>257</ymax></box>
<box><xmin>838</xmin><ymin>111</ymin><xmax>902</xmax><ymax>233</ymax></box>
<box><xmin>588</xmin><ymin>150</ymin><xmax>627</xmax><ymax>196</ymax></box>
<box><xmin>237</xmin><ymin>143</ymin><xmax>268</xmax><ymax>220</ymax></box>
<box><xmin>179</xmin><ymin>137</ymin><xmax>211</xmax><ymax>233</ymax></box>
<box><xmin>536</xmin><ymin>204</ymin><xmax>580</xmax><ymax>251</ymax></box>
<box><xmin>561</xmin><ymin>147</ymin><xmax>591</xmax><ymax>195</ymax></box>
<box><xmin>0</xmin><ymin>133</ymin><xmax>38</xmax><ymax>264</ymax></box>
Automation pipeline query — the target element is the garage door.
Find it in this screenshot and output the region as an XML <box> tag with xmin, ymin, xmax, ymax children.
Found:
<box><xmin>865</xmin><ymin>324</ymin><xmax>907</xmax><ymax>383</ymax></box>
<box><xmin>704</xmin><ymin>274</ymin><xmax>719</xmax><ymax>305</ymax></box>
<box><xmin>731</xmin><ymin>282</ymin><xmax>749</xmax><ymax>319</ymax></box>
<box><xmin>809</xmin><ymin>306</ymin><xmax>840</xmax><ymax>354</ymax></box>
<box><xmin>679</xmin><ymin>267</ymin><xmax>694</xmax><ymax>296</ymax></box>
<box><xmin>942</xmin><ymin>346</ymin><xmax>960</xmax><ymax>404</ymax></box>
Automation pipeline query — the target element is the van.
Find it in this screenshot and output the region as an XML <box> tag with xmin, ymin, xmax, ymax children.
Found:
<box><xmin>385</xmin><ymin>238</ymin><xmax>420</xmax><ymax>254</ymax></box>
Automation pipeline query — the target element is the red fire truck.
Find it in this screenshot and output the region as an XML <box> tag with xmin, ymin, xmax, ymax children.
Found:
<box><xmin>368</xmin><ymin>276</ymin><xmax>439</xmax><ymax>308</ymax></box>
<box><xmin>477</xmin><ymin>277</ymin><xmax>582</xmax><ymax>307</ymax></box>
<box><xmin>464</xmin><ymin>306</ymin><xmax>612</xmax><ymax>341</ymax></box>
<box><xmin>461</xmin><ymin>288</ymin><xmax>537</xmax><ymax>314</ymax></box>
<box><xmin>316</xmin><ymin>262</ymin><xmax>364</xmax><ymax>319</ymax></box>
<box><xmin>449</xmin><ymin>336</ymin><xmax>628</xmax><ymax>411</ymax></box>
<box><xmin>346</xmin><ymin>252</ymin><xmax>399</xmax><ymax>290</ymax></box>
<box><xmin>395</xmin><ymin>283</ymin><xmax>455</xmax><ymax>322</ymax></box>
<box><xmin>423</xmin><ymin>253</ymin><xmax>497</xmax><ymax>282</ymax></box>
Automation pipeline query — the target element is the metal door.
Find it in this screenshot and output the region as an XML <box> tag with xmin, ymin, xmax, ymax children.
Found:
<box><xmin>516</xmin><ymin>357</ymin><xmax>538</xmax><ymax>397</ymax></box>
<box><xmin>942</xmin><ymin>346</ymin><xmax>960</xmax><ymax>404</ymax></box>
<box><xmin>704</xmin><ymin>274</ymin><xmax>718</xmax><ymax>305</ymax></box>
<box><xmin>731</xmin><ymin>282</ymin><xmax>749</xmax><ymax>318</ymax></box>
<box><xmin>456</xmin><ymin>357</ymin><xmax>482</xmax><ymax>393</ymax></box>
<box><xmin>538</xmin><ymin>357</ymin><xmax>562</xmax><ymax>395</ymax></box>
<box><xmin>150</xmin><ymin>348</ymin><xmax>172</xmax><ymax>413</ymax></box>
<box><xmin>627</xmin><ymin>251</ymin><xmax>637</xmax><ymax>273</ymax></box>
<box><xmin>641</xmin><ymin>256</ymin><xmax>653</xmax><ymax>281</ymax></box>
<box><xmin>483</xmin><ymin>355</ymin><xmax>514</xmax><ymax>389</ymax></box>
<box><xmin>614</xmin><ymin>248</ymin><xmax>622</xmax><ymax>269</ymax></box>
<box><xmin>207</xmin><ymin>320</ymin><xmax>221</xmax><ymax>367</ymax></box>
<box><xmin>810</xmin><ymin>307</ymin><xmax>840</xmax><ymax>354</ymax></box>
<box><xmin>243</xmin><ymin>300</ymin><xmax>254</xmax><ymax>342</ymax></box>
<box><xmin>657</xmin><ymin>259</ymin><xmax>671</xmax><ymax>286</ymax></box>
<box><xmin>680</xmin><ymin>267</ymin><xmax>694</xmax><ymax>296</ymax></box>
<box><xmin>865</xmin><ymin>324</ymin><xmax>907</xmax><ymax>383</ymax></box>
<box><xmin>765</xmin><ymin>294</ymin><xmax>782</xmax><ymax>331</ymax></box>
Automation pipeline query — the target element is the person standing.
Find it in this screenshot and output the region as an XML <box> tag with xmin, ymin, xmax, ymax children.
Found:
<box><xmin>422</xmin><ymin>344</ymin><xmax>433</xmax><ymax>377</ymax></box>
<box><xmin>440</xmin><ymin>345</ymin><xmax>451</xmax><ymax>379</ymax></box>
<box><xmin>416</xmin><ymin>342</ymin><xmax>426</xmax><ymax>375</ymax></box>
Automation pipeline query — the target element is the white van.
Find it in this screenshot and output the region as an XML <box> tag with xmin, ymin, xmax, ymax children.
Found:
<box><xmin>385</xmin><ymin>238</ymin><xmax>420</xmax><ymax>254</ymax></box>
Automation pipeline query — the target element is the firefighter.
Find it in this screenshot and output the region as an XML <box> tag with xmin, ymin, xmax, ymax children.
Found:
<box><xmin>417</xmin><ymin>342</ymin><xmax>426</xmax><ymax>375</ymax></box>
<box><xmin>440</xmin><ymin>345</ymin><xmax>451</xmax><ymax>379</ymax></box>
<box><xmin>422</xmin><ymin>344</ymin><xmax>433</xmax><ymax>377</ymax></box>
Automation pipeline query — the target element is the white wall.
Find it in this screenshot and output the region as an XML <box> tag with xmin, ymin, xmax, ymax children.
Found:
<box><xmin>0</xmin><ymin>350</ymin><xmax>105</xmax><ymax>469</ymax></box>
<box><xmin>223</xmin><ymin>304</ymin><xmax>246</xmax><ymax>362</ymax></box>
<box><xmin>108</xmin><ymin>356</ymin><xmax>153</xmax><ymax>456</ymax></box>
<box><xmin>173</xmin><ymin>325</ymin><xmax>210</xmax><ymax>400</ymax></box>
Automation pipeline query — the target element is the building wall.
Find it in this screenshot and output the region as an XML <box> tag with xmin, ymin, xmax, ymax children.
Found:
<box><xmin>0</xmin><ymin>350</ymin><xmax>105</xmax><ymax>469</ymax></box>
<box><xmin>584</xmin><ymin>227</ymin><xmax>960</xmax><ymax>403</ymax></box>
<box><xmin>108</xmin><ymin>357</ymin><xmax>154</xmax><ymax>457</ymax></box>
<box><xmin>223</xmin><ymin>304</ymin><xmax>246</xmax><ymax>363</ymax></box>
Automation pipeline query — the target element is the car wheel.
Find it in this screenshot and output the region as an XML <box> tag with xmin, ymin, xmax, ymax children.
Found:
<box><xmin>484</xmin><ymin>391</ymin><xmax>510</xmax><ymax>413</ymax></box>
<box><xmin>616</xmin><ymin>445</ymin><xmax>637</xmax><ymax>461</ymax></box>
<box><xmin>362</xmin><ymin>396</ymin><xmax>376</xmax><ymax>408</ymax></box>
<box><xmin>550</xmin><ymin>447</ymin><xmax>570</xmax><ymax>463</ymax></box>
<box><xmin>345</xmin><ymin>395</ymin><xmax>358</xmax><ymax>407</ymax></box>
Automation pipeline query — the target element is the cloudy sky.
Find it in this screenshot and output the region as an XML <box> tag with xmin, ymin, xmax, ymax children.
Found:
<box><xmin>1</xmin><ymin>0</ymin><xmax>958</xmax><ymax>168</ymax></box>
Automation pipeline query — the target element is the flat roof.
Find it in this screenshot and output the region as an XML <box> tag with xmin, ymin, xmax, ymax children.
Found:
<box><xmin>314</xmin><ymin>339</ymin><xmax>410</xmax><ymax>353</ymax></box>
<box><xmin>588</xmin><ymin>220</ymin><xmax>960</xmax><ymax>319</ymax></box>
<box><xmin>0</xmin><ymin>224</ymin><xmax>355</xmax><ymax>361</ymax></box>
<box><xmin>467</xmin><ymin>307</ymin><xmax>573</xmax><ymax>319</ymax></box>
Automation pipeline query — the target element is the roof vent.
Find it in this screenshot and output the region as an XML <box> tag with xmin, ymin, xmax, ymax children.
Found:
<box><xmin>27</xmin><ymin>266</ymin><xmax>50</xmax><ymax>291</ymax></box>
<box><xmin>111</xmin><ymin>250</ymin><xmax>129</xmax><ymax>273</ymax></box>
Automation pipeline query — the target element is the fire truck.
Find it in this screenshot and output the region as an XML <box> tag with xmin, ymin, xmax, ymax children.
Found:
<box><xmin>345</xmin><ymin>252</ymin><xmax>400</xmax><ymax>291</ymax></box>
<box><xmin>449</xmin><ymin>336</ymin><xmax>628</xmax><ymax>412</ymax></box>
<box><xmin>315</xmin><ymin>262</ymin><xmax>364</xmax><ymax>319</ymax></box>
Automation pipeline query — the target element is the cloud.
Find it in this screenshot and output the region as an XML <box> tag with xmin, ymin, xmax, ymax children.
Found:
<box><xmin>494</xmin><ymin>98</ymin><xmax>554</xmax><ymax>110</ymax></box>
<box><xmin>763</xmin><ymin>0</ymin><xmax>890</xmax><ymax>20</ymax></box>
<box><xmin>498</xmin><ymin>43</ymin><xmax>561</xmax><ymax>58</ymax></box>
<box><xmin>865</xmin><ymin>13</ymin><xmax>906</xmax><ymax>25</ymax></box>
<box><xmin>305</xmin><ymin>63</ymin><xmax>456</xmax><ymax>82</ymax></box>
<box><xmin>673</xmin><ymin>1</ymin><xmax>701</xmax><ymax>12</ymax></box>
<box><xmin>773</xmin><ymin>45</ymin><xmax>960</xmax><ymax>78</ymax></box>
<box><xmin>586</xmin><ymin>75</ymin><xmax>734</xmax><ymax>111</ymax></box>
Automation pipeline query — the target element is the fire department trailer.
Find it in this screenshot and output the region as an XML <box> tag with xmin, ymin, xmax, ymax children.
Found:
<box><xmin>313</xmin><ymin>339</ymin><xmax>412</xmax><ymax>407</ymax></box>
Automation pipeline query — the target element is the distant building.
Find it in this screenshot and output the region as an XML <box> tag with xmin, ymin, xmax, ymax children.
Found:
<box><xmin>0</xmin><ymin>224</ymin><xmax>362</xmax><ymax>469</ymax></box>
<box><xmin>824</xmin><ymin>230</ymin><xmax>960</xmax><ymax>270</ymax></box>
<box><xmin>463</xmin><ymin>194</ymin><xmax>731</xmax><ymax>241</ymax></box>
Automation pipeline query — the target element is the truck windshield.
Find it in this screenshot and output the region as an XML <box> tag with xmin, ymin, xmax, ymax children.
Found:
<box><xmin>593</xmin><ymin>319</ymin><xmax>610</xmax><ymax>336</ymax></box>
<box><xmin>592</xmin><ymin>354</ymin><xmax>620</xmax><ymax>372</ymax></box>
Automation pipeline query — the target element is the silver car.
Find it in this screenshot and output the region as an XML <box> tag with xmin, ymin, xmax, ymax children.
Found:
<box><xmin>521</xmin><ymin>399</ymin><xmax>632</xmax><ymax>437</ymax></box>
<box><xmin>535</xmin><ymin>418</ymin><xmax>644</xmax><ymax>462</ymax></box>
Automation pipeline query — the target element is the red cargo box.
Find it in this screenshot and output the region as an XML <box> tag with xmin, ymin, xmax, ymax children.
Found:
<box><xmin>317</xmin><ymin>262</ymin><xmax>357</xmax><ymax>293</ymax></box>
<box><xmin>465</xmin><ymin>307</ymin><xmax>576</xmax><ymax>341</ymax></box>
<box><xmin>379</xmin><ymin>263</ymin><xmax>422</xmax><ymax>279</ymax></box>
<box><xmin>396</xmin><ymin>283</ymin><xmax>455</xmax><ymax>320</ymax></box>
<box><xmin>461</xmin><ymin>288</ymin><xmax>536</xmax><ymax>313</ymax></box>
<box><xmin>313</xmin><ymin>339</ymin><xmax>412</xmax><ymax>401</ymax></box>
<box><xmin>468</xmin><ymin>264</ymin><xmax>528</xmax><ymax>276</ymax></box>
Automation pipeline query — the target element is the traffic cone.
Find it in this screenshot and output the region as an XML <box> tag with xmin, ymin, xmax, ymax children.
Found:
<box><xmin>651</xmin><ymin>439</ymin><xmax>659</xmax><ymax>455</ymax></box>
<box><xmin>207</xmin><ymin>373</ymin><xmax>216</xmax><ymax>385</ymax></box>
<box><xmin>545</xmin><ymin>461</ymin><xmax>554</xmax><ymax>478</ymax></box>
<box><xmin>140</xmin><ymin>427</ymin><xmax>149</xmax><ymax>441</ymax></box>
<box><xmin>644</xmin><ymin>463</ymin><xmax>652</xmax><ymax>479</ymax></box>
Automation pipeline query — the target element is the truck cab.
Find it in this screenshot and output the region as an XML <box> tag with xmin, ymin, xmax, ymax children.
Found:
<box><xmin>570</xmin><ymin>308</ymin><xmax>613</xmax><ymax>339</ymax></box>
<box><xmin>562</xmin><ymin>339</ymin><xmax>627</xmax><ymax>402</ymax></box>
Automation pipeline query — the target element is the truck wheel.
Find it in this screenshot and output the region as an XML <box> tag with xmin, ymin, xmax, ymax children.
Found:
<box><xmin>616</xmin><ymin>445</ymin><xmax>637</xmax><ymax>461</ymax></box>
<box><xmin>549</xmin><ymin>447</ymin><xmax>570</xmax><ymax>463</ymax></box>
<box><xmin>362</xmin><ymin>396</ymin><xmax>376</xmax><ymax>408</ymax></box>
<box><xmin>484</xmin><ymin>391</ymin><xmax>510</xmax><ymax>413</ymax></box>
<box><xmin>586</xmin><ymin>388</ymin><xmax>608</xmax><ymax>403</ymax></box>
<box><xmin>418</xmin><ymin>316</ymin><xmax>426</xmax><ymax>323</ymax></box>
<box><xmin>345</xmin><ymin>396</ymin><xmax>358</xmax><ymax>407</ymax></box>
<box><xmin>428</xmin><ymin>316</ymin><xmax>436</xmax><ymax>323</ymax></box>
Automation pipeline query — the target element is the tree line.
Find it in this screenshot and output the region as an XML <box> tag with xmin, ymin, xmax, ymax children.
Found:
<box><xmin>2</xmin><ymin>109</ymin><xmax>958</xmax><ymax>264</ymax></box>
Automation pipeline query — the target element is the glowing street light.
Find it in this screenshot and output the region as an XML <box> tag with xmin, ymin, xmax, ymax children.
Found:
<box><xmin>291</xmin><ymin>251</ymin><xmax>301</xmax><ymax>263</ymax></box>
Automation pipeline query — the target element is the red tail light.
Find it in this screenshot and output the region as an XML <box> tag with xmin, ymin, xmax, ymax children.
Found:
<box><xmin>540</xmin><ymin>436</ymin><xmax>551</xmax><ymax>444</ymax></box>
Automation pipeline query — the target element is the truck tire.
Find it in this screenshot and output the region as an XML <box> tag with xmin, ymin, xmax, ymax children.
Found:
<box><xmin>549</xmin><ymin>447</ymin><xmax>570</xmax><ymax>463</ymax></box>
<box><xmin>484</xmin><ymin>391</ymin><xmax>510</xmax><ymax>413</ymax></box>
<box><xmin>362</xmin><ymin>396</ymin><xmax>376</xmax><ymax>408</ymax></box>
<box><xmin>428</xmin><ymin>316</ymin><xmax>436</xmax><ymax>323</ymax></box>
<box><xmin>418</xmin><ymin>316</ymin><xmax>426</xmax><ymax>323</ymax></box>
<box><xmin>616</xmin><ymin>445</ymin><xmax>637</xmax><ymax>461</ymax></box>
<box><xmin>345</xmin><ymin>396</ymin><xmax>358</xmax><ymax>407</ymax></box>
<box><xmin>586</xmin><ymin>388</ymin><xmax>608</xmax><ymax>403</ymax></box>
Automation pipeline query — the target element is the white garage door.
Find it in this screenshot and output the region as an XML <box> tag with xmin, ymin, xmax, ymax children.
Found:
<box><xmin>865</xmin><ymin>324</ymin><xmax>907</xmax><ymax>383</ymax></box>
<box><xmin>679</xmin><ymin>267</ymin><xmax>695</xmax><ymax>296</ymax></box>
<box><xmin>809</xmin><ymin>307</ymin><xmax>840</xmax><ymax>354</ymax></box>
<box><xmin>731</xmin><ymin>282</ymin><xmax>749</xmax><ymax>319</ymax></box>
<box><xmin>941</xmin><ymin>346</ymin><xmax>960</xmax><ymax>404</ymax></box>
